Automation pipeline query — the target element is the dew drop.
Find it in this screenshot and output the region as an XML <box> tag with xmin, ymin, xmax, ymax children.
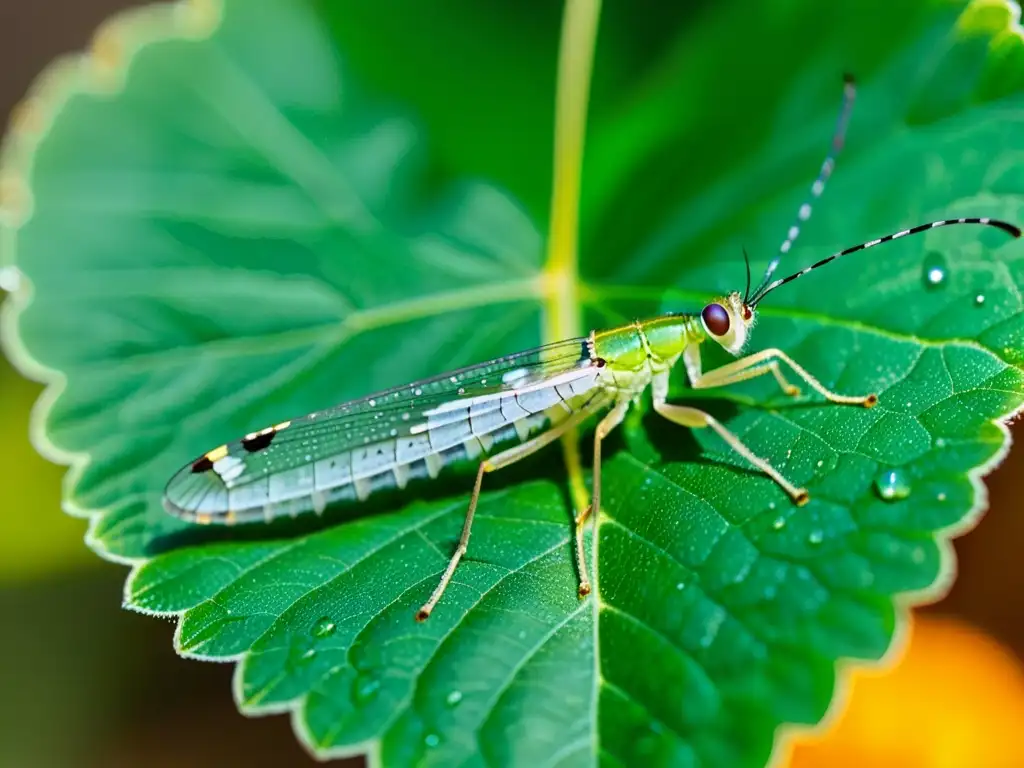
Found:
<box><xmin>874</xmin><ymin>469</ymin><xmax>911</xmax><ymax>501</ymax></box>
<box><xmin>311</xmin><ymin>616</ymin><xmax>336</xmax><ymax>639</ymax></box>
<box><xmin>937</xmin><ymin>492</ymin><xmax>947</xmax><ymax>502</ymax></box>
<box><xmin>974</xmin><ymin>293</ymin><xmax>986</xmax><ymax>307</ymax></box>
<box><xmin>936</xmin><ymin>437</ymin><xmax>947</xmax><ymax>448</ymax></box>
<box><xmin>414</xmin><ymin>388</ymin><xmax>423</xmax><ymax>397</ymax></box>
<box><xmin>808</xmin><ymin>529</ymin><xmax>824</xmax><ymax>545</ymax></box>
<box><xmin>815</xmin><ymin>459</ymin><xmax>824</xmax><ymax>469</ymax></box>
<box><xmin>457</xmin><ymin>387</ymin><xmax>466</xmax><ymax>395</ymax></box>
<box><xmin>922</xmin><ymin>252</ymin><xmax>948</xmax><ymax>289</ymax></box>
<box><xmin>772</xmin><ymin>516</ymin><xmax>786</xmax><ymax>531</ymax></box>
<box><xmin>445</xmin><ymin>690</ymin><xmax>463</xmax><ymax>707</ymax></box>
<box><xmin>675</xmin><ymin>582</ymin><xmax>685</xmax><ymax>591</ymax></box>
<box><xmin>425</xmin><ymin>733</ymin><xmax>440</xmax><ymax>748</ymax></box>
<box><xmin>301</xmin><ymin>648</ymin><xmax>317</xmax><ymax>660</ymax></box>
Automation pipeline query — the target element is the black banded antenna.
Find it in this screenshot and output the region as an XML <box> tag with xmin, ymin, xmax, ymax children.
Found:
<box><xmin>751</xmin><ymin>74</ymin><xmax>858</xmax><ymax>299</ymax></box>
<box><xmin>749</xmin><ymin>217</ymin><xmax>1022</xmax><ymax>306</ymax></box>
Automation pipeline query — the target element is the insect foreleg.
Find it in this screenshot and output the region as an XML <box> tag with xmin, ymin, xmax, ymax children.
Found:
<box><xmin>574</xmin><ymin>398</ymin><xmax>631</xmax><ymax>598</ymax></box>
<box><xmin>653</xmin><ymin>400</ymin><xmax>810</xmax><ymax>505</ymax></box>
<box><xmin>415</xmin><ymin>397</ymin><xmax>609</xmax><ymax>621</ymax></box>
<box><xmin>691</xmin><ymin>346</ymin><xmax>877</xmax><ymax>407</ymax></box>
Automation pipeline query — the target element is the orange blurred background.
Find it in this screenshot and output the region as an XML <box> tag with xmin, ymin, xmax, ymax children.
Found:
<box><xmin>1</xmin><ymin>2</ymin><xmax>1023</xmax><ymax>767</ymax></box>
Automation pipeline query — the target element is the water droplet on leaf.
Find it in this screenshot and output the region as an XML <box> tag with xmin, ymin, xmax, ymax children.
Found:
<box><xmin>425</xmin><ymin>733</ymin><xmax>440</xmax><ymax>748</ymax></box>
<box><xmin>445</xmin><ymin>690</ymin><xmax>463</xmax><ymax>707</ymax></box>
<box><xmin>974</xmin><ymin>293</ymin><xmax>986</xmax><ymax>307</ymax></box>
<box><xmin>311</xmin><ymin>616</ymin><xmax>336</xmax><ymax>638</ymax></box>
<box><xmin>874</xmin><ymin>469</ymin><xmax>911</xmax><ymax>501</ymax></box>
<box><xmin>808</xmin><ymin>529</ymin><xmax>824</xmax><ymax>545</ymax></box>
<box><xmin>772</xmin><ymin>516</ymin><xmax>786</xmax><ymax>531</ymax></box>
<box><xmin>922</xmin><ymin>252</ymin><xmax>947</xmax><ymax>288</ymax></box>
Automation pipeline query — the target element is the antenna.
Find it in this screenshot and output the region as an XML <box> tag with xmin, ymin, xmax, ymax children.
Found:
<box><xmin>749</xmin><ymin>217</ymin><xmax>1021</xmax><ymax>305</ymax></box>
<box><xmin>742</xmin><ymin>246</ymin><xmax>752</xmax><ymax>303</ymax></box>
<box><xmin>751</xmin><ymin>74</ymin><xmax>857</xmax><ymax>299</ymax></box>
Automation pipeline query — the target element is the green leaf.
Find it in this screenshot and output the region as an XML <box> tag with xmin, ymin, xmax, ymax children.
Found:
<box><xmin>2</xmin><ymin>0</ymin><xmax>1023</xmax><ymax>766</ymax></box>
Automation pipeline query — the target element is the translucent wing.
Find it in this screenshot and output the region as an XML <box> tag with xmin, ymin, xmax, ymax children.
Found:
<box><xmin>163</xmin><ymin>337</ymin><xmax>605</xmax><ymax>524</ymax></box>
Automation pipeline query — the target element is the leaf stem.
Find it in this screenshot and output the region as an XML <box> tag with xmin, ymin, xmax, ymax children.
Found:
<box><xmin>543</xmin><ymin>0</ymin><xmax>602</xmax><ymax>517</ymax></box>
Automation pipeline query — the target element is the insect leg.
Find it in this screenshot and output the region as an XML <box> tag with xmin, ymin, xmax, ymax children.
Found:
<box><xmin>692</xmin><ymin>347</ymin><xmax>877</xmax><ymax>407</ymax></box>
<box><xmin>574</xmin><ymin>399</ymin><xmax>630</xmax><ymax>598</ymax></box>
<box><xmin>711</xmin><ymin>360</ymin><xmax>802</xmax><ymax>397</ymax></box>
<box><xmin>653</xmin><ymin>400</ymin><xmax>809</xmax><ymax>505</ymax></box>
<box><xmin>415</xmin><ymin>397</ymin><xmax>609</xmax><ymax>621</ymax></box>
<box><xmin>684</xmin><ymin>343</ymin><xmax>798</xmax><ymax>398</ymax></box>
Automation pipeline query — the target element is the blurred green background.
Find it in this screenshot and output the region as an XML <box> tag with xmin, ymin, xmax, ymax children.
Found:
<box><xmin>2</xmin><ymin>2</ymin><xmax>1024</xmax><ymax>767</ymax></box>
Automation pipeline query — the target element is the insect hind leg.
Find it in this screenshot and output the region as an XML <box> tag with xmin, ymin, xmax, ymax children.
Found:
<box><xmin>573</xmin><ymin>399</ymin><xmax>630</xmax><ymax>598</ymax></box>
<box><xmin>653</xmin><ymin>400</ymin><xmax>809</xmax><ymax>505</ymax></box>
<box><xmin>415</xmin><ymin>399</ymin><xmax>607</xmax><ymax>621</ymax></box>
<box><xmin>416</xmin><ymin>461</ymin><xmax>488</xmax><ymax>622</ymax></box>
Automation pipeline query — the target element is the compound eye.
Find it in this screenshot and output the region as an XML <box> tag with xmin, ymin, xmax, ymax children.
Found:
<box><xmin>701</xmin><ymin>303</ymin><xmax>731</xmax><ymax>336</ymax></box>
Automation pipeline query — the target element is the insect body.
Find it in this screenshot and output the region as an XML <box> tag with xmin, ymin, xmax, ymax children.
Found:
<box><xmin>163</xmin><ymin>77</ymin><xmax>1021</xmax><ymax>620</ymax></box>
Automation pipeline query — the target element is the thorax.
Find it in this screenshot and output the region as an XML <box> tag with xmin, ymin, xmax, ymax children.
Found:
<box><xmin>590</xmin><ymin>314</ymin><xmax>703</xmax><ymax>395</ymax></box>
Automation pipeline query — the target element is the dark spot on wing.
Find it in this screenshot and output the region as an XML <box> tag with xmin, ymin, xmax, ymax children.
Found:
<box><xmin>191</xmin><ymin>455</ymin><xmax>214</xmax><ymax>473</ymax></box>
<box><xmin>242</xmin><ymin>431</ymin><xmax>275</xmax><ymax>452</ymax></box>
